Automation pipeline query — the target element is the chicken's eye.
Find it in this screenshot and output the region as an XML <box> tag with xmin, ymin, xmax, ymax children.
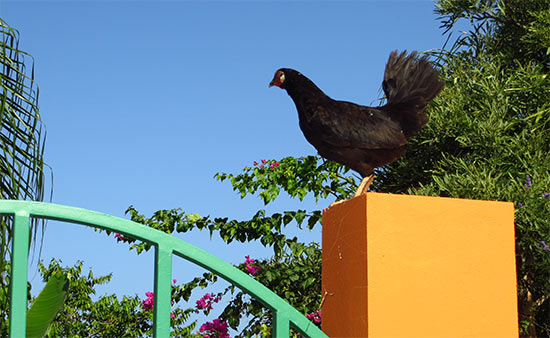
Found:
<box><xmin>279</xmin><ymin>72</ymin><xmax>285</xmax><ymax>83</ymax></box>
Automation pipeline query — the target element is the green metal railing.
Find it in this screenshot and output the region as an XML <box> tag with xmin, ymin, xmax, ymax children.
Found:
<box><xmin>3</xmin><ymin>200</ymin><xmax>328</xmax><ymax>338</ymax></box>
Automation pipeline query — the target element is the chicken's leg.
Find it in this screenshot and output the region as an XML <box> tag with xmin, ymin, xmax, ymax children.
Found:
<box><xmin>354</xmin><ymin>174</ymin><xmax>374</xmax><ymax>197</ymax></box>
<box><xmin>326</xmin><ymin>174</ymin><xmax>375</xmax><ymax>210</ymax></box>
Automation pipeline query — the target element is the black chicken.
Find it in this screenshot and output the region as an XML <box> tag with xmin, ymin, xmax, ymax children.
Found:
<box><xmin>269</xmin><ymin>50</ymin><xmax>444</xmax><ymax>196</ymax></box>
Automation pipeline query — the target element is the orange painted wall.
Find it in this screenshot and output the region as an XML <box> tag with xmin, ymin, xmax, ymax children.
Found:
<box><xmin>322</xmin><ymin>193</ymin><xmax>518</xmax><ymax>337</ymax></box>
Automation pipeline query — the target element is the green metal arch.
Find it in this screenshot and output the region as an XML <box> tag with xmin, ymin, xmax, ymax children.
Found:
<box><xmin>2</xmin><ymin>200</ymin><xmax>328</xmax><ymax>338</ymax></box>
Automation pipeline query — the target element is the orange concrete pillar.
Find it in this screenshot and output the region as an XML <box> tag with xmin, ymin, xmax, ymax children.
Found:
<box><xmin>322</xmin><ymin>193</ymin><xmax>518</xmax><ymax>337</ymax></box>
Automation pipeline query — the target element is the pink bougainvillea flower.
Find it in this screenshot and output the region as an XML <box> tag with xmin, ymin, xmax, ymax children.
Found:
<box><xmin>253</xmin><ymin>161</ymin><xmax>258</xmax><ymax>166</ymax></box>
<box><xmin>274</xmin><ymin>161</ymin><xmax>279</xmax><ymax>167</ymax></box>
<box><xmin>196</xmin><ymin>298</ymin><xmax>208</xmax><ymax>310</ymax></box>
<box><xmin>196</xmin><ymin>292</ymin><xmax>221</xmax><ymax>310</ymax></box>
<box><xmin>306</xmin><ymin>311</ymin><xmax>321</xmax><ymax>325</ymax></box>
<box><xmin>173</xmin><ymin>279</ymin><xmax>177</xmax><ymax>284</ymax></box>
<box><xmin>142</xmin><ymin>292</ymin><xmax>155</xmax><ymax>311</ymax></box>
<box><xmin>261</xmin><ymin>159</ymin><xmax>267</xmax><ymax>164</ymax></box>
<box><xmin>114</xmin><ymin>232</ymin><xmax>131</xmax><ymax>243</ymax></box>
<box><xmin>270</xmin><ymin>163</ymin><xmax>274</xmax><ymax>168</ymax></box>
<box><xmin>142</xmin><ymin>291</ymin><xmax>177</xmax><ymax>318</ymax></box>
<box><xmin>199</xmin><ymin>318</ymin><xmax>230</xmax><ymax>338</ymax></box>
<box><xmin>244</xmin><ymin>255</ymin><xmax>262</xmax><ymax>275</ymax></box>
<box><xmin>247</xmin><ymin>265</ymin><xmax>262</xmax><ymax>275</ymax></box>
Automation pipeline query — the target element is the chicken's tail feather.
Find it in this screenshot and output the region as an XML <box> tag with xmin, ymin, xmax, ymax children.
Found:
<box><xmin>381</xmin><ymin>50</ymin><xmax>444</xmax><ymax>139</ymax></box>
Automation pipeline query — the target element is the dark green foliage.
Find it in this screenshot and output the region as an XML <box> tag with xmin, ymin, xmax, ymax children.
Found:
<box><xmin>125</xmin><ymin>205</ymin><xmax>323</xmax><ymax>258</ymax></box>
<box><xmin>40</xmin><ymin>259</ymin><xmax>198</xmax><ymax>337</ymax></box>
<box><xmin>40</xmin><ymin>259</ymin><xmax>150</xmax><ymax>337</ymax></box>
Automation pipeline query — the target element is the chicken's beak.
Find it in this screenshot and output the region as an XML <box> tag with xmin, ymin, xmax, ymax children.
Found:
<box><xmin>269</xmin><ymin>79</ymin><xmax>276</xmax><ymax>88</ymax></box>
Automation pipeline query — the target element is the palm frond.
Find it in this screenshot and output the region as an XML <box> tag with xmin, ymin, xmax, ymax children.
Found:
<box><xmin>0</xmin><ymin>18</ymin><xmax>48</xmax><ymax>331</ymax></box>
<box><xmin>0</xmin><ymin>18</ymin><xmax>45</xmax><ymax>203</ymax></box>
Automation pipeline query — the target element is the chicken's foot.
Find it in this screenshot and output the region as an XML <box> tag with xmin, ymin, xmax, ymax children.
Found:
<box><xmin>354</xmin><ymin>174</ymin><xmax>374</xmax><ymax>197</ymax></box>
<box><xmin>326</xmin><ymin>174</ymin><xmax>374</xmax><ymax>210</ymax></box>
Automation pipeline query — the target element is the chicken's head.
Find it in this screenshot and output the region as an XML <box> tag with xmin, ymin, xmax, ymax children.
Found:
<box><xmin>269</xmin><ymin>69</ymin><xmax>286</xmax><ymax>88</ymax></box>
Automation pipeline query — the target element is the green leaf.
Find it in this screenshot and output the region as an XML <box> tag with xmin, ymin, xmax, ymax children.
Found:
<box><xmin>26</xmin><ymin>271</ymin><xmax>69</xmax><ymax>338</ymax></box>
<box><xmin>294</xmin><ymin>210</ymin><xmax>306</xmax><ymax>226</ymax></box>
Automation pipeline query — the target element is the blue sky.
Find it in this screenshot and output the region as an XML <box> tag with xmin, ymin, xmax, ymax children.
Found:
<box><xmin>2</xmin><ymin>0</ymin><xmax>454</xmax><ymax>330</ymax></box>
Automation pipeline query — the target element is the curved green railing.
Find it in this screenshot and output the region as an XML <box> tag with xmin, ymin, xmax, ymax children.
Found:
<box><xmin>2</xmin><ymin>200</ymin><xmax>328</xmax><ymax>338</ymax></box>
